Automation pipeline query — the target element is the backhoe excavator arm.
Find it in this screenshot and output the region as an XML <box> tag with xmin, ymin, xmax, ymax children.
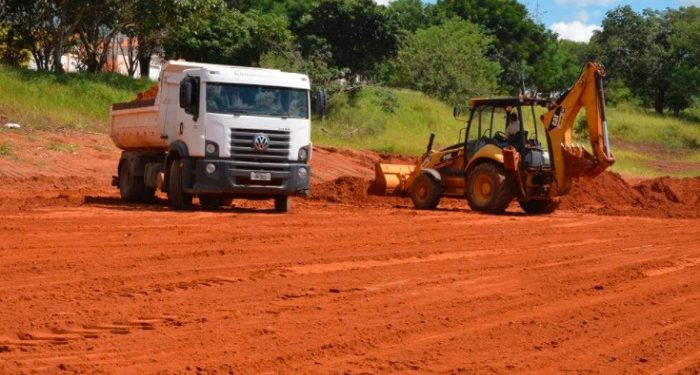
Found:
<box><xmin>541</xmin><ymin>62</ymin><xmax>615</xmax><ymax>195</ymax></box>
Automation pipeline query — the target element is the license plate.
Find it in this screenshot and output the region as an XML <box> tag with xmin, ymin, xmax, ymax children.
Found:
<box><xmin>250</xmin><ymin>172</ymin><xmax>271</xmax><ymax>181</ymax></box>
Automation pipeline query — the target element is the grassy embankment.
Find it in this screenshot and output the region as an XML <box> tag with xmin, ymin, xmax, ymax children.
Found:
<box><xmin>0</xmin><ymin>65</ymin><xmax>698</xmax><ymax>177</ymax></box>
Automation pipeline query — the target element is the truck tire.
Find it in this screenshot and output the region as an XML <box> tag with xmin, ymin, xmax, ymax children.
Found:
<box><xmin>519</xmin><ymin>199</ymin><xmax>560</xmax><ymax>215</ymax></box>
<box><xmin>466</xmin><ymin>162</ymin><xmax>513</xmax><ymax>214</ymax></box>
<box><xmin>199</xmin><ymin>195</ymin><xmax>232</xmax><ymax>209</ymax></box>
<box><xmin>411</xmin><ymin>173</ymin><xmax>442</xmax><ymax>210</ymax></box>
<box><xmin>168</xmin><ymin>159</ymin><xmax>193</xmax><ymax>210</ymax></box>
<box><xmin>274</xmin><ymin>196</ymin><xmax>290</xmax><ymax>213</ymax></box>
<box><xmin>119</xmin><ymin>162</ymin><xmax>145</xmax><ymax>203</ymax></box>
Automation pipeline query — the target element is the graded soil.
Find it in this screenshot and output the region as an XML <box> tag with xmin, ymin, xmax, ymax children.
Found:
<box><xmin>0</xmin><ymin>130</ymin><xmax>698</xmax><ymax>374</ymax></box>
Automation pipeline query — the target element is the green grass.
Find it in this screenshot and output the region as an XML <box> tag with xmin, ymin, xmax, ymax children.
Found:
<box><xmin>606</xmin><ymin>103</ymin><xmax>700</xmax><ymax>150</ymax></box>
<box><xmin>46</xmin><ymin>140</ymin><xmax>80</xmax><ymax>153</ymax></box>
<box><xmin>0</xmin><ymin>64</ymin><xmax>152</xmax><ymax>132</ymax></box>
<box><xmin>0</xmin><ymin>140</ymin><xmax>15</xmax><ymax>157</ymax></box>
<box><xmin>313</xmin><ymin>86</ymin><xmax>465</xmax><ymax>155</ymax></box>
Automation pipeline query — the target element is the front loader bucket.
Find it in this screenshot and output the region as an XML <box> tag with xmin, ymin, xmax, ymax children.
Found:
<box><xmin>373</xmin><ymin>163</ymin><xmax>415</xmax><ymax>195</ymax></box>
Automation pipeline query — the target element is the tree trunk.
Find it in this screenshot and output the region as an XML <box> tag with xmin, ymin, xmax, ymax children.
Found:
<box><xmin>53</xmin><ymin>33</ymin><xmax>64</xmax><ymax>74</ymax></box>
<box><xmin>654</xmin><ymin>88</ymin><xmax>665</xmax><ymax>114</ymax></box>
<box><xmin>138</xmin><ymin>36</ymin><xmax>151</xmax><ymax>79</ymax></box>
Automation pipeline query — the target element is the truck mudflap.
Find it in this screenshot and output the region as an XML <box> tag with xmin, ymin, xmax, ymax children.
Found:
<box><xmin>184</xmin><ymin>158</ymin><xmax>310</xmax><ymax>196</ymax></box>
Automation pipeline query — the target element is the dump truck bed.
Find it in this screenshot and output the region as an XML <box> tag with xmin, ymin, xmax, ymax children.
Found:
<box><xmin>110</xmin><ymin>99</ymin><xmax>166</xmax><ymax>151</ymax></box>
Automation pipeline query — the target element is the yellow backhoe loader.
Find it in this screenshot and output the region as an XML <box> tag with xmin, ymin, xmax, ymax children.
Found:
<box><xmin>374</xmin><ymin>62</ymin><xmax>615</xmax><ymax>214</ymax></box>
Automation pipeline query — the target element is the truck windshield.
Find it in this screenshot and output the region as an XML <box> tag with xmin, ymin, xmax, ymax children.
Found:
<box><xmin>206</xmin><ymin>83</ymin><xmax>309</xmax><ymax>119</ymax></box>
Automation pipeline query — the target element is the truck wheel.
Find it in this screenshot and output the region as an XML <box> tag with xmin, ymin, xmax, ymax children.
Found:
<box><xmin>119</xmin><ymin>162</ymin><xmax>145</xmax><ymax>203</ymax></box>
<box><xmin>466</xmin><ymin>163</ymin><xmax>513</xmax><ymax>214</ymax></box>
<box><xmin>519</xmin><ymin>199</ymin><xmax>560</xmax><ymax>215</ymax></box>
<box><xmin>411</xmin><ymin>173</ymin><xmax>442</xmax><ymax>210</ymax></box>
<box><xmin>274</xmin><ymin>196</ymin><xmax>290</xmax><ymax>213</ymax></box>
<box><xmin>168</xmin><ymin>159</ymin><xmax>193</xmax><ymax>210</ymax></box>
<box><xmin>199</xmin><ymin>195</ymin><xmax>221</xmax><ymax>210</ymax></box>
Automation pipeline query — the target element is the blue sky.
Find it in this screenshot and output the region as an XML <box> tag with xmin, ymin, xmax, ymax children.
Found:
<box><xmin>377</xmin><ymin>0</ymin><xmax>700</xmax><ymax>42</ymax></box>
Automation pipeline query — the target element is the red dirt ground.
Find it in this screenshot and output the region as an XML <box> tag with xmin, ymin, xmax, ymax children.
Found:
<box><xmin>0</xmin><ymin>130</ymin><xmax>698</xmax><ymax>374</ymax></box>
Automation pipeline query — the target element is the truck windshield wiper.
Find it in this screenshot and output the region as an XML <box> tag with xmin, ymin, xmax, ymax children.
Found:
<box><xmin>230</xmin><ymin>109</ymin><xmax>248</xmax><ymax>115</ymax></box>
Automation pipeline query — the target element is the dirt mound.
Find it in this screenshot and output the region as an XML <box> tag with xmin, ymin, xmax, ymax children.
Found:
<box><xmin>561</xmin><ymin>172</ymin><xmax>700</xmax><ymax>218</ymax></box>
<box><xmin>311</xmin><ymin>176</ymin><xmax>371</xmax><ymax>203</ymax></box>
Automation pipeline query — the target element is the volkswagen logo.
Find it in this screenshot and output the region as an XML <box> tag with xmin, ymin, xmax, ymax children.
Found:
<box><xmin>253</xmin><ymin>134</ymin><xmax>270</xmax><ymax>151</ymax></box>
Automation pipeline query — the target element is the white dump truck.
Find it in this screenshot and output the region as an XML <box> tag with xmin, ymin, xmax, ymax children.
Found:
<box><xmin>110</xmin><ymin>61</ymin><xmax>318</xmax><ymax>212</ymax></box>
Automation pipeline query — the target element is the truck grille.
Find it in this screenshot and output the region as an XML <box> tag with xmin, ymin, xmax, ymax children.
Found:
<box><xmin>230</xmin><ymin>128</ymin><xmax>290</xmax><ymax>164</ymax></box>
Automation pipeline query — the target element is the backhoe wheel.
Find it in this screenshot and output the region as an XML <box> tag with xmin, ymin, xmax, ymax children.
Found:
<box><xmin>119</xmin><ymin>162</ymin><xmax>145</xmax><ymax>203</ymax></box>
<box><xmin>466</xmin><ymin>163</ymin><xmax>513</xmax><ymax>214</ymax></box>
<box><xmin>519</xmin><ymin>198</ymin><xmax>560</xmax><ymax>215</ymax></box>
<box><xmin>411</xmin><ymin>173</ymin><xmax>442</xmax><ymax>210</ymax></box>
<box><xmin>167</xmin><ymin>159</ymin><xmax>193</xmax><ymax>210</ymax></box>
<box><xmin>274</xmin><ymin>196</ymin><xmax>290</xmax><ymax>213</ymax></box>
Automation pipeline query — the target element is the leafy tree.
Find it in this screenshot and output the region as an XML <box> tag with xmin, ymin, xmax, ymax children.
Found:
<box><xmin>0</xmin><ymin>0</ymin><xmax>105</xmax><ymax>73</ymax></box>
<box><xmin>164</xmin><ymin>0</ymin><xmax>292</xmax><ymax>66</ymax></box>
<box><xmin>592</xmin><ymin>5</ymin><xmax>700</xmax><ymax>114</ymax></box>
<box><xmin>390</xmin><ymin>18</ymin><xmax>500</xmax><ymax>104</ymax></box>
<box><xmin>127</xmin><ymin>0</ymin><xmax>176</xmax><ymax>78</ymax></box>
<box><xmin>384</xmin><ymin>0</ymin><xmax>432</xmax><ymax>34</ymax></box>
<box><xmin>296</xmin><ymin>0</ymin><xmax>399</xmax><ymax>78</ymax></box>
<box><xmin>437</xmin><ymin>0</ymin><xmax>554</xmax><ymax>90</ymax></box>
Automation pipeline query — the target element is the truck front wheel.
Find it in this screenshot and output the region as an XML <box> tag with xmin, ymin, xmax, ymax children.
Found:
<box><xmin>274</xmin><ymin>196</ymin><xmax>290</xmax><ymax>213</ymax></box>
<box><xmin>119</xmin><ymin>162</ymin><xmax>146</xmax><ymax>203</ymax></box>
<box><xmin>168</xmin><ymin>159</ymin><xmax>193</xmax><ymax>210</ymax></box>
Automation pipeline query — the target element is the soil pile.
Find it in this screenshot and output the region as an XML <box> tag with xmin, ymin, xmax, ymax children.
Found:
<box><xmin>311</xmin><ymin>176</ymin><xmax>371</xmax><ymax>203</ymax></box>
<box><xmin>561</xmin><ymin>172</ymin><xmax>700</xmax><ymax>218</ymax></box>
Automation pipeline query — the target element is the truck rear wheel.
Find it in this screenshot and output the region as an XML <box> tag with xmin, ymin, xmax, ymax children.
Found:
<box><xmin>411</xmin><ymin>173</ymin><xmax>442</xmax><ymax>210</ymax></box>
<box><xmin>119</xmin><ymin>162</ymin><xmax>146</xmax><ymax>203</ymax></box>
<box><xmin>168</xmin><ymin>159</ymin><xmax>193</xmax><ymax>210</ymax></box>
<box><xmin>519</xmin><ymin>199</ymin><xmax>560</xmax><ymax>215</ymax></box>
<box><xmin>274</xmin><ymin>196</ymin><xmax>290</xmax><ymax>213</ymax></box>
<box><xmin>466</xmin><ymin>163</ymin><xmax>513</xmax><ymax>214</ymax></box>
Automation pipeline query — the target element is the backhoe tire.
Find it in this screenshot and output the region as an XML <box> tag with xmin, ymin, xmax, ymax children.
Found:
<box><xmin>274</xmin><ymin>196</ymin><xmax>290</xmax><ymax>213</ymax></box>
<box><xmin>466</xmin><ymin>163</ymin><xmax>514</xmax><ymax>214</ymax></box>
<box><xmin>411</xmin><ymin>173</ymin><xmax>442</xmax><ymax>210</ymax></box>
<box><xmin>519</xmin><ymin>198</ymin><xmax>560</xmax><ymax>215</ymax></box>
<box><xmin>167</xmin><ymin>159</ymin><xmax>193</xmax><ymax>210</ymax></box>
<box><xmin>119</xmin><ymin>162</ymin><xmax>146</xmax><ymax>203</ymax></box>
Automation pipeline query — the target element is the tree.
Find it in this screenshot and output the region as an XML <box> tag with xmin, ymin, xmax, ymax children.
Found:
<box><xmin>296</xmin><ymin>0</ymin><xmax>399</xmax><ymax>78</ymax></box>
<box><xmin>591</xmin><ymin>5</ymin><xmax>700</xmax><ymax>114</ymax></box>
<box><xmin>390</xmin><ymin>19</ymin><xmax>500</xmax><ymax>104</ymax></box>
<box><xmin>76</xmin><ymin>0</ymin><xmax>128</xmax><ymax>73</ymax></box>
<box><xmin>384</xmin><ymin>0</ymin><xmax>432</xmax><ymax>34</ymax></box>
<box><xmin>1</xmin><ymin>0</ymin><xmax>104</xmax><ymax>73</ymax></box>
<box><xmin>164</xmin><ymin>0</ymin><xmax>292</xmax><ymax>66</ymax></box>
<box><xmin>126</xmin><ymin>0</ymin><xmax>175</xmax><ymax>78</ymax></box>
<box><xmin>437</xmin><ymin>0</ymin><xmax>554</xmax><ymax>90</ymax></box>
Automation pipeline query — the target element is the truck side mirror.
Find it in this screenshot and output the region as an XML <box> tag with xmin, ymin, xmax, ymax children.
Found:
<box><xmin>315</xmin><ymin>89</ymin><xmax>327</xmax><ymax>119</ymax></box>
<box><xmin>179</xmin><ymin>76</ymin><xmax>199</xmax><ymax>119</ymax></box>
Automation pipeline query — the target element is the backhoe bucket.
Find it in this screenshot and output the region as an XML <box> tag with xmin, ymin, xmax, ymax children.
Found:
<box><xmin>373</xmin><ymin>163</ymin><xmax>415</xmax><ymax>195</ymax></box>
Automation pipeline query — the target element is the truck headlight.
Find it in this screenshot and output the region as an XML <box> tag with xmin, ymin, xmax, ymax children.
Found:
<box><xmin>205</xmin><ymin>141</ymin><xmax>218</xmax><ymax>155</ymax></box>
<box><xmin>297</xmin><ymin>167</ymin><xmax>308</xmax><ymax>179</ymax></box>
<box><xmin>298</xmin><ymin>145</ymin><xmax>311</xmax><ymax>162</ymax></box>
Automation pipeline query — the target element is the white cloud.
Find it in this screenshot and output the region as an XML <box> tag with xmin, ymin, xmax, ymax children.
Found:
<box><xmin>550</xmin><ymin>21</ymin><xmax>601</xmax><ymax>43</ymax></box>
<box><xmin>374</xmin><ymin>0</ymin><xmax>392</xmax><ymax>5</ymax></box>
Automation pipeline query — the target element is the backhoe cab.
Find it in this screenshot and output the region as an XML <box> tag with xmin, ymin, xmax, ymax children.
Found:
<box><xmin>374</xmin><ymin>62</ymin><xmax>615</xmax><ymax>214</ymax></box>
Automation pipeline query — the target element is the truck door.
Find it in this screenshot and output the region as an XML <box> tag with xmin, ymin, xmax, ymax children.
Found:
<box><xmin>176</xmin><ymin>74</ymin><xmax>205</xmax><ymax>157</ymax></box>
